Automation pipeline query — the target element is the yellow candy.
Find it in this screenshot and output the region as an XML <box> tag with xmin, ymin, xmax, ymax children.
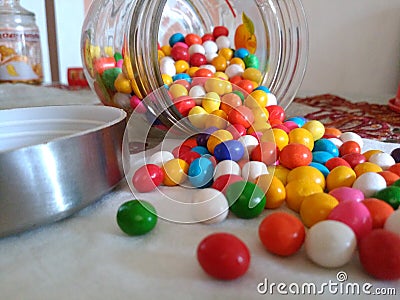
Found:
<box><xmin>188</xmin><ymin>106</ymin><xmax>209</xmax><ymax>129</ymax></box>
<box><xmin>104</xmin><ymin>46</ymin><xmax>114</xmax><ymax>57</ymax></box>
<box><xmin>214</xmin><ymin>71</ymin><xmax>229</xmax><ymax>80</ymax></box>
<box><xmin>218</xmin><ymin>48</ymin><xmax>234</xmax><ymax>61</ymax></box>
<box><xmin>204</xmin><ymin>78</ymin><xmax>228</xmax><ymax>96</ymax></box>
<box><xmin>252</xmin><ymin>106</ymin><xmax>269</xmax><ymax>123</ymax></box>
<box><xmin>229</xmin><ymin>57</ymin><xmax>245</xmax><ymax>70</ymax></box>
<box><xmin>89</xmin><ymin>45</ymin><xmax>101</xmax><ymax>59</ymax></box>
<box><xmin>158</xmin><ymin>49</ymin><xmax>165</xmax><ymax>61</ymax></box>
<box><xmin>255</xmin><ymin>174</ymin><xmax>286</xmax><ymax>209</ymax></box>
<box><xmin>202</xmin><ymin>92</ymin><xmax>221</xmax><ymax>113</ymax></box>
<box><xmin>288</xmin><ymin>128</ymin><xmax>314</xmax><ymax>151</ymax></box>
<box><xmin>353</xmin><ymin>162</ymin><xmax>383</xmax><ymax>177</ymax></box>
<box><xmin>270</xmin><ymin>128</ymin><xmax>289</xmax><ymax>151</ymax></box>
<box><xmin>267</xmin><ymin>165</ymin><xmax>290</xmax><ymax>185</ymax></box>
<box><xmin>302</xmin><ymin>120</ymin><xmax>325</xmax><ymax>140</ymax></box>
<box><xmin>187</xmin><ymin>67</ymin><xmax>199</xmax><ymax>77</ymax></box>
<box><xmin>162</xmin><ymin>74</ymin><xmax>173</xmax><ymax>85</ymax></box>
<box><xmin>300</xmin><ymin>193</ymin><xmax>339</xmax><ymax>227</ymax></box>
<box><xmin>244</xmin><ymin>90</ymin><xmax>268</xmax><ymax>109</ymax></box>
<box><xmin>175</xmin><ymin>60</ymin><xmax>189</xmax><ymax>73</ymax></box>
<box><xmin>286</xmin><ymin>166</ymin><xmax>326</xmax><ymax>190</ymax></box>
<box><xmin>162</xmin><ymin>158</ymin><xmax>189</xmax><ymax>186</ymax></box>
<box><xmin>362</xmin><ymin>149</ymin><xmax>383</xmax><ymax>160</ymax></box>
<box><xmin>161</xmin><ymin>45</ymin><xmax>172</xmax><ymax>56</ymax></box>
<box><xmin>169</xmin><ymin>83</ymin><xmax>188</xmax><ymax>98</ymax></box>
<box><xmin>285</xmin><ymin>180</ymin><xmax>323</xmax><ymax>213</ymax></box>
<box><xmin>211</xmin><ymin>55</ymin><xmax>227</xmax><ymax>72</ymax></box>
<box><xmin>326</xmin><ymin>166</ymin><xmax>357</xmax><ymax>191</ymax></box>
<box><xmin>207</xmin><ymin>129</ymin><xmax>233</xmax><ymax>154</ymax></box>
<box><xmin>114</xmin><ymin>72</ymin><xmax>132</xmax><ymax>94</ymax></box>
<box><xmin>204</xmin><ymin>109</ymin><xmax>228</xmax><ymax>129</ymax></box>
<box><xmin>242</xmin><ymin>67</ymin><xmax>262</xmax><ymax>84</ymax></box>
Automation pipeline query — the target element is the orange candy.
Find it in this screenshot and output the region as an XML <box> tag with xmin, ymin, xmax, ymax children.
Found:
<box><xmin>378</xmin><ymin>171</ymin><xmax>400</xmax><ymax>186</ymax></box>
<box><xmin>362</xmin><ymin>198</ymin><xmax>394</xmax><ymax>229</ymax></box>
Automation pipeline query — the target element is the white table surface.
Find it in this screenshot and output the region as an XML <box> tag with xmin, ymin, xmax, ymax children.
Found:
<box><xmin>0</xmin><ymin>85</ymin><xmax>399</xmax><ymax>299</ymax></box>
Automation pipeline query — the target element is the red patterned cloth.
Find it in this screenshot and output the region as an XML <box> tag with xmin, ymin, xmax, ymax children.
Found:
<box><xmin>294</xmin><ymin>94</ymin><xmax>400</xmax><ymax>142</ymax></box>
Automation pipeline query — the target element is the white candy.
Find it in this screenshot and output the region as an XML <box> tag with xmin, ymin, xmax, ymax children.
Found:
<box><xmin>266</xmin><ymin>93</ymin><xmax>277</xmax><ymax>106</ymax></box>
<box><xmin>147</xmin><ymin>151</ymin><xmax>174</xmax><ymax>167</ymax></box>
<box><xmin>352</xmin><ymin>172</ymin><xmax>387</xmax><ymax>198</ymax></box>
<box><xmin>327</xmin><ymin>138</ymin><xmax>343</xmax><ymax>149</ymax></box>
<box><xmin>160</xmin><ymin>60</ymin><xmax>176</xmax><ymax>77</ymax></box>
<box><xmin>205</xmin><ymin>52</ymin><xmax>218</xmax><ymax>63</ymax></box>
<box><xmin>202</xmin><ymin>40</ymin><xmax>218</xmax><ymax>54</ymax></box>
<box><xmin>305</xmin><ymin>220</ymin><xmax>357</xmax><ymax>268</ymax></box>
<box><xmin>189</xmin><ymin>85</ymin><xmax>206</xmax><ymax>105</ymax></box>
<box><xmin>225</xmin><ymin>64</ymin><xmax>244</xmax><ymax>78</ymax></box>
<box><xmin>339</xmin><ymin>132</ymin><xmax>364</xmax><ymax>149</ymax></box>
<box><xmin>241</xmin><ymin>161</ymin><xmax>268</xmax><ymax>183</ymax></box>
<box><xmin>213</xmin><ymin>160</ymin><xmax>241</xmax><ymax>180</ymax></box>
<box><xmin>384</xmin><ymin>209</ymin><xmax>400</xmax><ymax>236</ymax></box>
<box><xmin>188</xmin><ymin>44</ymin><xmax>206</xmax><ymax>56</ymax></box>
<box><xmin>368</xmin><ymin>152</ymin><xmax>396</xmax><ymax>170</ymax></box>
<box><xmin>160</xmin><ymin>56</ymin><xmax>175</xmax><ymax>65</ymax></box>
<box><xmin>238</xmin><ymin>134</ymin><xmax>259</xmax><ymax>159</ymax></box>
<box><xmin>199</xmin><ymin>64</ymin><xmax>216</xmax><ymax>73</ymax></box>
<box><xmin>191</xmin><ymin>188</ymin><xmax>229</xmax><ymax>224</ymax></box>
<box><xmin>215</xmin><ymin>36</ymin><xmax>230</xmax><ymax>49</ymax></box>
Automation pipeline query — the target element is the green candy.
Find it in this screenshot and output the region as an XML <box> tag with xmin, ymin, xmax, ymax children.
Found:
<box><xmin>114</xmin><ymin>52</ymin><xmax>123</xmax><ymax>62</ymax></box>
<box><xmin>116</xmin><ymin>200</ymin><xmax>158</xmax><ymax>236</ymax></box>
<box><xmin>243</xmin><ymin>54</ymin><xmax>259</xmax><ymax>69</ymax></box>
<box><xmin>392</xmin><ymin>179</ymin><xmax>400</xmax><ymax>187</ymax></box>
<box><xmin>374</xmin><ymin>186</ymin><xmax>400</xmax><ymax>209</ymax></box>
<box><xmin>101</xmin><ymin>67</ymin><xmax>122</xmax><ymax>91</ymax></box>
<box><xmin>226</xmin><ymin>181</ymin><xmax>266</xmax><ymax>219</ymax></box>
<box><xmin>232</xmin><ymin>90</ymin><xmax>245</xmax><ymax>102</ymax></box>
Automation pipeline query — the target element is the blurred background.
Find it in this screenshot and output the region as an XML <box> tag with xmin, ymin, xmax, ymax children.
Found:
<box><xmin>22</xmin><ymin>0</ymin><xmax>400</xmax><ymax>102</ymax></box>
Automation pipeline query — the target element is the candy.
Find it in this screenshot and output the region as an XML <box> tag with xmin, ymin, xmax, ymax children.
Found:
<box><xmin>171</xmin><ymin>45</ymin><xmax>190</xmax><ymax>61</ymax></box>
<box><xmin>286</xmin><ymin>166</ymin><xmax>325</xmax><ymax>189</ymax></box>
<box><xmin>378</xmin><ymin>171</ymin><xmax>400</xmax><ymax>186</ymax></box>
<box><xmin>213</xmin><ymin>139</ymin><xmax>245</xmax><ymax>161</ymax></box>
<box><xmin>184</xmin><ymin>33</ymin><xmax>202</xmax><ymax>46</ymax></box>
<box><xmin>368</xmin><ymin>152</ymin><xmax>396</xmax><ymax>170</ymax></box>
<box><xmin>206</xmin><ymin>129</ymin><xmax>233</xmax><ymax>154</ymax></box>
<box><xmin>202</xmin><ymin>40</ymin><xmax>218</xmax><ymax>54</ymax></box>
<box><xmin>259</xmin><ymin>212</ymin><xmax>305</xmax><ymax>256</ymax></box>
<box><xmin>300</xmin><ymin>192</ymin><xmax>338</xmax><ymax>227</ymax></box>
<box><xmin>341</xmin><ymin>153</ymin><xmax>366</xmax><ymax>168</ymax></box>
<box><xmin>169</xmin><ymin>32</ymin><xmax>185</xmax><ymax>47</ymax></box>
<box><xmin>313</xmin><ymin>139</ymin><xmax>339</xmax><ymax>157</ymax></box>
<box><xmin>358</xmin><ymin>229</ymin><xmax>400</xmax><ymax>280</ymax></box>
<box><xmin>224</xmin><ymin>64</ymin><xmax>244</xmax><ymax>78</ymax></box>
<box><xmin>213</xmin><ymin>160</ymin><xmax>241</xmax><ymax>180</ymax></box>
<box><xmin>132</xmin><ymin>164</ymin><xmax>164</xmax><ymax>193</ymax></box>
<box><xmin>250</xmin><ymin>141</ymin><xmax>278</xmax><ymax>165</ymax></box>
<box><xmin>190</xmin><ymin>53</ymin><xmax>207</xmax><ymax>67</ymax></box>
<box><xmin>213</xmin><ymin>26</ymin><xmax>229</xmax><ymax>38</ymax></box>
<box><xmin>188</xmin><ymin>157</ymin><xmax>214</xmax><ymax>188</ymax></box>
<box><xmin>305</xmin><ymin>220</ymin><xmax>356</xmax><ymax>268</ymax></box>
<box><xmin>285</xmin><ymin>180</ymin><xmax>323</xmax><ymax>213</ymax></box>
<box><xmin>340</xmin><ymin>131</ymin><xmax>363</xmax><ymax>149</ymax></box>
<box><xmin>312</xmin><ymin>151</ymin><xmax>334</xmax><ymax>165</ymax></box>
<box><xmin>352</xmin><ymin>172</ymin><xmax>387</xmax><ymax>198</ymax></box>
<box><xmin>326</xmin><ymin>166</ymin><xmax>356</xmax><ymax>191</ymax></box>
<box><xmin>279</xmin><ymin>143</ymin><xmax>312</xmax><ymax>169</ymax></box>
<box><xmin>391</xmin><ymin>148</ymin><xmax>400</xmax><ymax>163</ymax></box>
<box><xmin>339</xmin><ymin>140</ymin><xmax>361</xmax><ymax>156</ymax></box>
<box><xmin>353</xmin><ymin>161</ymin><xmax>383</xmax><ymax>177</ymax></box>
<box><xmin>255</xmin><ymin>174</ymin><xmax>286</xmax><ymax>209</ymax></box>
<box><xmin>202</xmin><ymin>91</ymin><xmax>221</xmax><ymax>113</ymax></box>
<box><xmin>302</xmin><ymin>120</ymin><xmax>325</xmax><ymax>140</ymax></box>
<box><xmin>329</xmin><ymin>187</ymin><xmax>364</xmax><ymax>202</ymax></box>
<box><xmin>374</xmin><ymin>186</ymin><xmax>400</xmax><ymax>209</ymax></box>
<box><xmin>228</xmin><ymin>105</ymin><xmax>254</xmax><ymax>128</ymax></box>
<box><xmin>116</xmin><ymin>200</ymin><xmax>157</xmax><ymax>236</ymax></box>
<box><xmin>241</xmin><ymin>161</ymin><xmax>268</xmax><ymax>183</ymax></box>
<box><xmin>162</xmin><ymin>158</ymin><xmax>189</xmax><ymax>186</ymax></box>
<box><xmin>191</xmin><ymin>188</ymin><xmax>229</xmax><ymax>224</ymax></box>
<box><xmin>362</xmin><ymin>198</ymin><xmax>394</xmax><ymax>229</ymax></box>
<box><xmin>197</xmin><ymin>232</ymin><xmax>250</xmax><ymax>280</ymax></box>
<box><xmin>148</xmin><ymin>151</ymin><xmax>174</xmax><ymax>166</ymax></box>
<box><xmin>226</xmin><ymin>181</ymin><xmax>266</xmax><ymax>218</ymax></box>
<box><xmin>309</xmin><ymin>162</ymin><xmax>330</xmax><ymax>177</ymax></box>
<box><xmin>211</xmin><ymin>174</ymin><xmax>244</xmax><ymax>194</ymax></box>
<box><xmin>384</xmin><ymin>209</ymin><xmax>400</xmax><ymax>235</ymax></box>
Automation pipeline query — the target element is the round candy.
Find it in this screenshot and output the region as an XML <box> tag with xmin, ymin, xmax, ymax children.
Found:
<box><xmin>374</xmin><ymin>186</ymin><xmax>400</xmax><ymax>209</ymax></box>
<box><xmin>185</xmin><ymin>33</ymin><xmax>202</xmax><ymax>46</ymax></box>
<box><xmin>391</xmin><ymin>148</ymin><xmax>400</xmax><ymax>163</ymax></box>
<box><xmin>203</xmin><ymin>40</ymin><xmax>218</xmax><ymax>54</ymax></box>
<box><xmin>305</xmin><ymin>220</ymin><xmax>356</xmax><ymax>268</ymax></box>
<box><xmin>206</xmin><ymin>129</ymin><xmax>233</xmax><ymax>154</ymax></box>
<box><xmin>388</xmin><ymin>163</ymin><xmax>400</xmax><ymax>176</ymax></box>
<box><xmin>362</xmin><ymin>198</ymin><xmax>394</xmax><ymax>229</ymax></box>
<box><xmin>359</xmin><ymin>229</ymin><xmax>400</xmax><ymax>280</ymax></box>
<box><xmin>300</xmin><ymin>192</ymin><xmax>339</xmax><ymax>227</ymax></box>
<box><xmin>191</xmin><ymin>146</ymin><xmax>210</xmax><ymax>155</ymax></box>
<box><xmin>325</xmin><ymin>157</ymin><xmax>351</xmax><ymax>170</ymax></box>
<box><xmin>250</xmin><ymin>141</ymin><xmax>278</xmax><ymax>165</ymax></box>
<box><xmin>328</xmin><ymin>187</ymin><xmax>364</xmax><ymax>202</ymax></box>
<box><xmin>339</xmin><ymin>140</ymin><xmax>361</xmax><ymax>156</ymax></box>
<box><xmin>368</xmin><ymin>152</ymin><xmax>396</xmax><ymax>170</ymax></box>
<box><xmin>340</xmin><ymin>132</ymin><xmax>363</xmax><ymax>149</ymax></box>
<box><xmin>352</xmin><ymin>172</ymin><xmax>387</xmax><ymax>198</ymax></box>
<box><xmin>188</xmin><ymin>157</ymin><xmax>214</xmax><ymax>188</ymax></box>
<box><xmin>214</xmin><ymin>140</ymin><xmax>245</xmax><ymax>161</ymax></box>
<box><xmin>341</xmin><ymin>153</ymin><xmax>366</xmax><ymax>168</ymax></box>
<box><xmin>228</xmin><ymin>105</ymin><xmax>255</xmax><ymax>128</ymax></box>
<box><xmin>309</xmin><ymin>162</ymin><xmax>330</xmax><ymax>177</ymax></box>
<box><xmin>147</xmin><ymin>151</ymin><xmax>174</xmax><ymax>166</ymax></box>
<box><xmin>162</xmin><ymin>158</ymin><xmax>189</xmax><ymax>186</ymax></box>
<box><xmin>313</xmin><ymin>139</ymin><xmax>339</xmax><ymax>157</ymax></box>
<box><xmin>169</xmin><ymin>32</ymin><xmax>185</xmax><ymax>46</ymax></box>
<box><xmin>279</xmin><ymin>143</ymin><xmax>313</xmax><ymax>169</ymax></box>
<box><xmin>238</xmin><ymin>134</ymin><xmax>259</xmax><ymax>159</ymax></box>
<box><xmin>132</xmin><ymin>164</ymin><xmax>164</xmax><ymax>193</ymax></box>
<box><xmin>213</xmin><ymin>160</ymin><xmax>241</xmax><ymax>179</ymax></box>
<box><xmin>255</xmin><ymin>174</ymin><xmax>286</xmax><ymax>209</ymax></box>
<box><xmin>243</xmin><ymin>53</ymin><xmax>259</xmax><ymax>69</ymax></box>
<box><xmin>241</xmin><ymin>161</ymin><xmax>268</xmax><ymax>183</ymax></box>
<box><xmin>302</xmin><ymin>120</ymin><xmax>325</xmax><ymax>140</ymax></box>
<box><xmin>378</xmin><ymin>171</ymin><xmax>400</xmax><ymax>186</ymax></box>
<box><xmin>384</xmin><ymin>209</ymin><xmax>400</xmax><ymax>235</ymax></box>
<box><xmin>191</xmin><ymin>188</ymin><xmax>229</xmax><ymax>224</ymax></box>
<box><xmin>226</xmin><ymin>181</ymin><xmax>266</xmax><ymax>219</ymax></box>
<box><xmin>116</xmin><ymin>200</ymin><xmax>157</xmax><ymax>236</ymax></box>
<box><xmin>188</xmin><ymin>106</ymin><xmax>208</xmax><ymax>129</ymax></box>
<box><xmin>328</xmin><ymin>200</ymin><xmax>372</xmax><ymax>241</ymax></box>
<box><xmin>171</xmin><ymin>45</ymin><xmax>190</xmax><ymax>61</ymax></box>
<box><xmin>211</xmin><ymin>174</ymin><xmax>244</xmax><ymax>194</ymax></box>
<box><xmin>179</xmin><ymin>151</ymin><xmax>201</xmax><ymax>165</ymax></box>
<box><xmin>197</xmin><ymin>232</ymin><xmax>250</xmax><ymax>280</ymax></box>
<box><xmin>326</xmin><ymin>166</ymin><xmax>356</xmax><ymax>191</ymax></box>
<box><xmin>259</xmin><ymin>212</ymin><xmax>305</xmax><ymax>256</ymax></box>
<box><xmin>312</xmin><ymin>151</ymin><xmax>334</xmax><ymax>165</ymax></box>
<box><xmin>286</xmin><ymin>166</ymin><xmax>325</xmax><ymax>189</ymax></box>
<box><xmin>225</xmin><ymin>64</ymin><xmax>244</xmax><ymax>78</ymax></box>
<box><xmin>285</xmin><ymin>180</ymin><xmax>323</xmax><ymax>213</ymax></box>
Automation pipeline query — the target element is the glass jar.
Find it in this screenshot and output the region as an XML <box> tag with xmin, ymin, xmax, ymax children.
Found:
<box><xmin>81</xmin><ymin>0</ymin><xmax>308</xmax><ymax>135</ymax></box>
<box><xmin>0</xmin><ymin>0</ymin><xmax>43</xmax><ymax>84</ymax></box>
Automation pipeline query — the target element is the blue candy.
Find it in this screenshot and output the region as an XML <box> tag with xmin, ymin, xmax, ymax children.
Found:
<box><xmin>191</xmin><ymin>146</ymin><xmax>210</xmax><ymax>155</ymax></box>
<box><xmin>309</xmin><ymin>162</ymin><xmax>330</xmax><ymax>177</ymax></box>
<box><xmin>188</xmin><ymin>157</ymin><xmax>214</xmax><ymax>188</ymax></box>
<box><xmin>254</xmin><ymin>86</ymin><xmax>271</xmax><ymax>94</ymax></box>
<box><xmin>312</xmin><ymin>151</ymin><xmax>334</xmax><ymax>165</ymax></box>
<box><xmin>172</xmin><ymin>73</ymin><xmax>191</xmax><ymax>82</ymax></box>
<box><xmin>234</xmin><ymin>48</ymin><xmax>250</xmax><ymax>59</ymax></box>
<box><xmin>313</xmin><ymin>139</ymin><xmax>339</xmax><ymax>157</ymax></box>
<box><xmin>213</xmin><ymin>140</ymin><xmax>245</xmax><ymax>162</ymax></box>
<box><xmin>286</xmin><ymin>116</ymin><xmax>307</xmax><ymax>127</ymax></box>
<box><xmin>169</xmin><ymin>32</ymin><xmax>185</xmax><ymax>47</ymax></box>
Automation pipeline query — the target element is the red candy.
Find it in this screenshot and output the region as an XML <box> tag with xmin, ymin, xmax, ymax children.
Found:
<box><xmin>279</xmin><ymin>143</ymin><xmax>312</xmax><ymax>169</ymax></box>
<box><xmin>179</xmin><ymin>150</ymin><xmax>201</xmax><ymax>165</ymax></box>
<box><xmin>211</xmin><ymin>174</ymin><xmax>243</xmax><ymax>194</ymax></box>
<box><xmin>342</xmin><ymin>153</ymin><xmax>366</xmax><ymax>168</ymax></box>
<box><xmin>250</xmin><ymin>141</ymin><xmax>278</xmax><ymax>165</ymax></box>
<box><xmin>190</xmin><ymin>53</ymin><xmax>207</xmax><ymax>67</ymax></box>
<box><xmin>197</xmin><ymin>232</ymin><xmax>250</xmax><ymax>280</ymax></box>
<box><xmin>172</xmin><ymin>145</ymin><xmax>191</xmax><ymax>158</ymax></box>
<box><xmin>194</xmin><ymin>68</ymin><xmax>214</xmax><ymax>78</ymax></box>
<box><xmin>325</xmin><ymin>157</ymin><xmax>351</xmax><ymax>170</ymax></box>
<box><xmin>362</xmin><ymin>198</ymin><xmax>394</xmax><ymax>229</ymax></box>
<box><xmin>266</xmin><ymin>105</ymin><xmax>285</xmax><ymax>122</ymax></box>
<box><xmin>201</xmin><ymin>33</ymin><xmax>214</xmax><ymax>43</ymax></box>
<box><xmin>236</xmin><ymin>79</ymin><xmax>255</xmax><ymax>95</ymax></box>
<box><xmin>132</xmin><ymin>164</ymin><xmax>164</xmax><ymax>193</ymax></box>
<box><xmin>173</xmin><ymin>95</ymin><xmax>196</xmax><ymax>116</ymax></box>
<box><xmin>171</xmin><ymin>45</ymin><xmax>190</xmax><ymax>61</ymax></box>
<box><xmin>185</xmin><ymin>33</ymin><xmax>202</xmax><ymax>46</ymax></box>
<box><xmin>359</xmin><ymin>229</ymin><xmax>400</xmax><ymax>280</ymax></box>
<box><xmin>339</xmin><ymin>141</ymin><xmax>361</xmax><ymax>156</ymax></box>
<box><xmin>259</xmin><ymin>212</ymin><xmax>305</xmax><ymax>256</ymax></box>
<box><xmin>212</xmin><ymin>26</ymin><xmax>229</xmax><ymax>38</ymax></box>
<box><xmin>228</xmin><ymin>106</ymin><xmax>254</xmax><ymax>128</ymax></box>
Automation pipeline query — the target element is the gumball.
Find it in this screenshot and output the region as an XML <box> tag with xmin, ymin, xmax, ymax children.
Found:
<box><xmin>285</xmin><ymin>180</ymin><xmax>323</xmax><ymax>213</ymax></box>
<box><xmin>228</xmin><ymin>105</ymin><xmax>255</xmax><ymax>128</ymax></box>
<box><xmin>259</xmin><ymin>212</ymin><xmax>305</xmax><ymax>256</ymax></box>
<box><xmin>313</xmin><ymin>139</ymin><xmax>339</xmax><ymax>157</ymax></box>
<box><xmin>179</xmin><ymin>150</ymin><xmax>201</xmax><ymax>165</ymax></box>
<box><xmin>286</xmin><ymin>166</ymin><xmax>325</xmax><ymax>189</ymax></box>
<box><xmin>391</xmin><ymin>148</ymin><xmax>400</xmax><ymax>163</ymax></box>
<box><xmin>362</xmin><ymin>149</ymin><xmax>382</xmax><ymax>160</ymax></box>
<box><xmin>359</xmin><ymin>229</ymin><xmax>400</xmax><ymax>280</ymax></box>
<box><xmin>220</xmin><ymin>92</ymin><xmax>243</xmax><ymax>114</ymax></box>
<box><xmin>225</xmin><ymin>64</ymin><xmax>244</xmax><ymax>78</ymax></box>
<box><xmin>188</xmin><ymin>106</ymin><xmax>209</xmax><ymax>129</ymax></box>
<box><xmin>173</xmin><ymin>95</ymin><xmax>196</xmax><ymax>116</ymax></box>
<box><xmin>255</xmin><ymin>174</ymin><xmax>286</xmax><ymax>209</ymax></box>
<box><xmin>236</xmin><ymin>79</ymin><xmax>255</xmax><ymax>95</ymax></box>
<box><xmin>300</xmin><ymin>192</ymin><xmax>339</xmax><ymax>227</ymax></box>
<box><xmin>242</xmin><ymin>68</ymin><xmax>262</xmax><ymax>84</ymax></box>
<box><xmin>174</xmin><ymin>59</ymin><xmax>190</xmax><ymax>73</ymax></box>
<box><xmin>328</xmin><ymin>200</ymin><xmax>372</xmax><ymax>241</ymax></box>
<box><xmin>184</xmin><ymin>33</ymin><xmax>202</xmax><ymax>46</ymax></box>
<box><xmin>374</xmin><ymin>186</ymin><xmax>400</xmax><ymax>209</ymax></box>
<box><xmin>384</xmin><ymin>209</ymin><xmax>400</xmax><ymax>235</ymax></box>
<box><xmin>378</xmin><ymin>171</ymin><xmax>400</xmax><ymax>186</ymax></box>
<box><xmin>325</xmin><ymin>157</ymin><xmax>351</xmax><ymax>170</ymax></box>
<box><xmin>283</xmin><ymin>121</ymin><xmax>299</xmax><ymax>131</ymax></box>
<box><xmin>352</xmin><ymin>172</ymin><xmax>387</xmax><ymax>198</ymax></box>
<box><xmin>191</xmin><ymin>189</ymin><xmax>229</xmax><ymax>224</ymax></box>
<box><xmin>218</xmin><ymin>47</ymin><xmax>234</xmax><ymax>61</ymax></box>
<box><xmin>328</xmin><ymin>187</ymin><xmax>364</xmax><ymax>203</ymax></box>
<box><xmin>171</xmin><ymin>45</ymin><xmax>190</xmax><ymax>61</ymax></box>
<box><xmin>362</xmin><ymin>198</ymin><xmax>394</xmax><ymax>229</ymax></box>
<box><xmin>309</xmin><ymin>162</ymin><xmax>330</xmax><ymax>177</ymax></box>
<box><xmin>206</xmin><ymin>129</ymin><xmax>233</xmax><ymax>154</ymax></box>
<box><xmin>148</xmin><ymin>151</ymin><xmax>174</xmax><ymax>167</ymax></box>
<box><xmin>241</xmin><ymin>161</ymin><xmax>268</xmax><ymax>183</ymax></box>
<box><xmin>286</xmin><ymin>116</ymin><xmax>306</xmax><ymax>127</ymax></box>
<box><xmin>339</xmin><ymin>141</ymin><xmax>361</xmax><ymax>157</ymax></box>
<box><xmin>201</xmin><ymin>33</ymin><xmax>214</xmax><ymax>43</ymax></box>
<box><xmin>202</xmin><ymin>40</ymin><xmax>218</xmax><ymax>54</ymax></box>
<box><xmin>312</xmin><ymin>151</ymin><xmax>334</xmax><ymax>165</ymax></box>
<box><xmin>197</xmin><ymin>233</ymin><xmax>250</xmax><ymax>280</ymax></box>
<box><xmin>244</xmin><ymin>90</ymin><xmax>268</xmax><ymax>108</ymax></box>
<box><xmin>116</xmin><ymin>200</ymin><xmax>157</xmax><ymax>236</ymax></box>
<box><xmin>169</xmin><ymin>32</ymin><xmax>185</xmax><ymax>46</ymax></box>
<box><xmin>169</xmin><ymin>83</ymin><xmax>188</xmax><ymax>98</ymax></box>
<box><xmin>326</xmin><ymin>166</ymin><xmax>356</xmax><ymax>191</ymax></box>
<box><xmin>193</xmin><ymin>68</ymin><xmax>214</xmax><ymax>78</ymax></box>
<box><xmin>190</xmin><ymin>53</ymin><xmax>207</xmax><ymax>67</ymax></box>
<box><xmin>201</xmin><ymin>92</ymin><xmax>221</xmax><ymax>113</ymax></box>
<box><xmin>204</xmin><ymin>110</ymin><xmax>228</xmax><ymax>129</ymax></box>
<box><xmin>226</xmin><ymin>181</ymin><xmax>266</xmax><ymax>219</ymax></box>
<box><xmin>132</xmin><ymin>164</ymin><xmax>164</xmax><ymax>193</ymax></box>
<box><xmin>162</xmin><ymin>158</ymin><xmax>189</xmax><ymax>186</ymax></box>
<box><xmin>214</xmin><ymin>140</ymin><xmax>245</xmax><ymax>161</ymax></box>
<box><xmin>250</xmin><ymin>141</ymin><xmax>278</xmax><ymax>165</ymax></box>
<box><xmin>305</xmin><ymin>220</ymin><xmax>356</xmax><ymax>268</ymax></box>
<box><xmin>213</xmin><ymin>26</ymin><xmax>229</xmax><ymax>38</ymax></box>
<box><xmin>237</xmin><ymin>134</ymin><xmax>259</xmax><ymax>159</ymax></box>
<box><xmin>212</xmin><ymin>174</ymin><xmax>244</xmax><ymax>194</ymax></box>
<box><xmin>368</xmin><ymin>152</ymin><xmax>396</xmax><ymax>170</ymax></box>
<box><xmin>190</xmin><ymin>146</ymin><xmax>209</xmax><ymax>155</ymax></box>
<box><xmin>172</xmin><ymin>145</ymin><xmax>191</xmax><ymax>158</ymax></box>
<box><xmin>341</xmin><ymin>153</ymin><xmax>366</xmax><ymax>169</ymax></box>
<box><xmin>267</xmin><ymin>105</ymin><xmax>285</xmax><ymax>122</ymax></box>
<box><xmin>340</xmin><ymin>132</ymin><xmax>363</xmax><ymax>149</ymax></box>
<box><xmin>288</xmin><ymin>128</ymin><xmax>314</xmax><ymax>151</ymax></box>
<box><xmin>323</xmin><ymin>127</ymin><xmax>342</xmax><ymax>138</ymax></box>
<box><xmin>211</xmin><ymin>55</ymin><xmax>227</xmax><ymax>72</ymax></box>
<box><xmin>353</xmin><ymin>162</ymin><xmax>383</xmax><ymax>177</ymax></box>
<box><xmin>204</xmin><ymin>77</ymin><xmax>228</xmax><ymax>95</ymax></box>
<box><xmin>302</xmin><ymin>120</ymin><xmax>325</xmax><ymax>140</ymax></box>
<box><xmin>327</xmin><ymin>137</ymin><xmax>343</xmax><ymax>149</ymax></box>
<box><xmin>279</xmin><ymin>143</ymin><xmax>313</xmax><ymax>169</ymax></box>
<box><xmin>388</xmin><ymin>163</ymin><xmax>400</xmax><ymax>176</ymax></box>
<box><xmin>213</xmin><ymin>160</ymin><xmax>241</xmax><ymax>180</ymax></box>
